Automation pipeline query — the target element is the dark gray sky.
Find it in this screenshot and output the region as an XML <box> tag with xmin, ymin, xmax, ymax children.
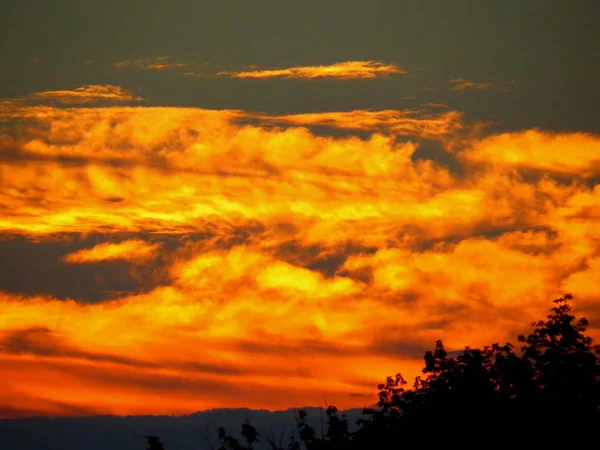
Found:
<box><xmin>1</xmin><ymin>0</ymin><xmax>599</xmax><ymax>131</ymax></box>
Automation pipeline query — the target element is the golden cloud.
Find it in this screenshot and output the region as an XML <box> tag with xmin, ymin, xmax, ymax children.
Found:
<box><xmin>459</xmin><ymin>129</ymin><xmax>600</xmax><ymax>177</ymax></box>
<box><xmin>449</xmin><ymin>77</ymin><xmax>495</xmax><ymax>91</ymax></box>
<box><xmin>218</xmin><ymin>61</ymin><xmax>407</xmax><ymax>80</ymax></box>
<box><xmin>0</xmin><ymin>85</ymin><xmax>142</xmax><ymax>107</ymax></box>
<box><xmin>0</xmin><ymin>103</ymin><xmax>598</xmax><ymax>417</ymax></box>
<box><xmin>259</xmin><ymin>109</ymin><xmax>463</xmax><ymax>140</ymax></box>
<box><xmin>63</xmin><ymin>239</ymin><xmax>161</xmax><ymax>263</ymax></box>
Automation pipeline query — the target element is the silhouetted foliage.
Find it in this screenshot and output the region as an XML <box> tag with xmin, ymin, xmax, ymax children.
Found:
<box><xmin>205</xmin><ymin>295</ymin><xmax>600</xmax><ymax>449</ymax></box>
<box><xmin>518</xmin><ymin>294</ymin><xmax>600</xmax><ymax>420</ymax></box>
<box><xmin>145</xmin><ymin>436</ymin><xmax>165</xmax><ymax>450</ymax></box>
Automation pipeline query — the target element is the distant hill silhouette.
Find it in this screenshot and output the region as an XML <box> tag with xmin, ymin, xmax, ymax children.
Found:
<box><xmin>0</xmin><ymin>407</ymin><xmax>365</xmax><ymax>450</ymax></box>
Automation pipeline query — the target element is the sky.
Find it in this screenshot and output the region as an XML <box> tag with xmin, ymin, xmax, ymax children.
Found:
<box><xmin>0</xmin><ymin>0</ymin><xmax>599</xmax><ymax>418</ymax></box>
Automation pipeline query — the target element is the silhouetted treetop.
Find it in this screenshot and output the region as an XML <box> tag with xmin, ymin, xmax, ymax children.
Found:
<box><xmin>208</xmin><ymin>294</ymin><xmax>599</xmax><ymax>449</ymax></box>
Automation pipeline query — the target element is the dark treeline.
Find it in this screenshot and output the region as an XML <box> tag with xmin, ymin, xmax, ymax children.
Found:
<box><xmin>148</xmin><ymin>294</ymin><xmax>599</xmax><ymax>450</ymax></box>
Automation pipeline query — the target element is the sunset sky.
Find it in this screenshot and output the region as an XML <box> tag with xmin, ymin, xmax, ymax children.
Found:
<box><xmin>1</xmin><ymin>0</ymin><xmax>599</xmax><ymax>418</ymax></box>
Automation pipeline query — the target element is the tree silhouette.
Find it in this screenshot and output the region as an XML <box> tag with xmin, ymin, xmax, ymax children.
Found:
<box><xmin>137</xmin><ymin>295</ymin><xmax>598</xmax><ymax>448</ymax></box>
<box><xmin>205</xmin><ymin>294</ymin><xmax>599</xmax><ymax>449</ymax></box>
<box><xmin>518</xmin><ymin>294</ymin><xmax>600</xmax><ymax>423</ymax></box>
<box><xmin>145</xmin><ymin>436</ymin><xmax>165</xmax><ymax>450</ymax></box>
<box><xmin>215</xmin><ymin>425</ymin><xmax>245</xmax><ymax>450</ymax></box>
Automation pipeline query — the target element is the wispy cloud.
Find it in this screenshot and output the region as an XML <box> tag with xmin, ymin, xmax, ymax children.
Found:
<box><xmin>422</xmin><ymin>102</ymin><xmax>448</xmax><ymax>109</ymax></box>
<box><xmin>182</xmin><ymin>71</ymin><xmax>209</xmax><ymax>78</ymax></box>
<box><xmin>218</xmin><ymin>61</ymin><xmax>407</xmax><ymax>80</ymax></box>
<box><xmin>114</xmin><ymin>56</ymin><xmax>190</xmax><ymax>71</ymax></box>
<box><xmin>259</xmin><ymin>109</ymin><xmax>463</xmax><ymax>140</ymax></box>
<box><xmin>2</xmin><ymin>85</ymin><xmax>142</xmax><ymax>106</ymax></box>
<box><xmin>63</xmin><ymin>240</ymin><xmax>161</xmax><ymax>264</ymax></box>
<box><xmin>449</xmin><ymin>77</ymin><xmax>495</xmax><ymax>91</ymax></box>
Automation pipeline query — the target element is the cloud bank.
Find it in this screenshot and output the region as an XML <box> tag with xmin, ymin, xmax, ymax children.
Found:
<box><xmin>0</xmin><ymin>98</ymin><xmax>598</xmax><ymax>417</ymax></box>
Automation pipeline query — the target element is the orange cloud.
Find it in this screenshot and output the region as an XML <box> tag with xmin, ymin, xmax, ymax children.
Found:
<box><xmin>218</xmin><ymin>61</ymin><xmax>406</xmax><ymax>80</ymax></box>
<box><xmin>260</xmin><ymin>109</ymin><xmax>463</xmax><ymax>140</ymax></box>
<box><xmin>29</xmin><ymin>85</ymin><xmax>142</xmax><ymax>104</ymax></box>
<box><xmin>449</xmin><ymin>77</ymin><xmax>495</xmax><ymax>91</ymax></box>
<box><xmin>422</xmin><ymin>102</ymin><xmax>448</xmax><ymax>109</ymax></box>
<box><xmin>0</xmin><ymin>104</ymin><xmax>598</xmax><ymax>417</ymax></box>
<box><xmin>0</xmin><ymin>85</ymin><xmax>142</xmax><ymax>106</ymax></box>
<box><xmin>63</xmin><ymin>239</ymin><xmax>161</xmax><ymax>263</ymax></box>
<box><xmin>114</xmin><ymin>56</ymin><xmax>190</xmax><ymax>71</ymax></box>
<box><xmin>459</xmin><ymin>129</ymin><xmax>600</xmax><ymax>177</ymax></box>
<box><xmin>0</xmin><ymin>106</ymin><xmax>470</xmax><ymax>241</ymax></box>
